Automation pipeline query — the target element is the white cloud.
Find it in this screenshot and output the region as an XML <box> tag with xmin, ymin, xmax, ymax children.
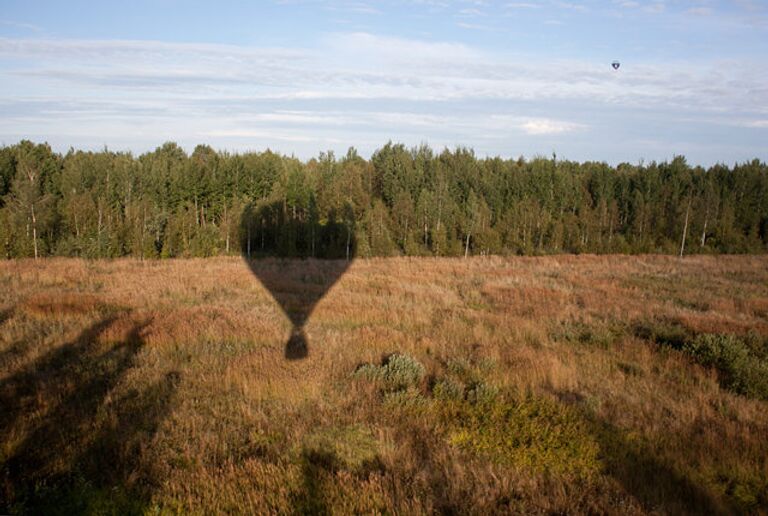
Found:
<box><xmin>456</xmin><ymin>21</ymin><xmax>495</xmax><ymax>30</ymax></box>
<box><xmin>552</xmin><ymin>1</ymin><xmax>588</xmax><ymax>12</ymax></box>
<box><xmin>204</xmin><ymin>129</ymin><xmax>343</xmax><ymax>143</ymax></box>
<box><xmin>458</xmin><ymin>7</ymin><xmax>485</xmax><ymax>16</ymax></box>
<box><xmin>322</xmin><ymin>32</ymin><xmax>480</xmax><ymax>64</ymax></box>
<box><xmin>643</xmin><ymin>2</ymin><xmax>666</xmax><ymax>14</ymax></box>
<box><xmin>504</xmin><ymin>2</ymin><xmax>542</xmax><ymax>8</ymax></box>
<box><xmin>686</xmin><ymin>7</ymin><xmax>713</xmax><ymax>16</ymax></box>
<box><xmin>0</xmin><ymin>20</ymin><xmax>43</xmax><ymax>32</ymax></box>
<box><xmin>0</xmin><ymin>31</ymin><xmax>766</xmax><ymax>163</ymax></box>
<box><xmin>519</xmin><ymin>118</ymin><xmax>586</xmax><ymax>134</ymax></box>
<box><xmin>2</xmin><ymin>34</ymin><xmax>763</xmax><ymax>113</ymax></box>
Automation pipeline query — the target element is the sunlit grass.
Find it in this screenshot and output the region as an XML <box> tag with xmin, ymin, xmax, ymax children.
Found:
<box><xmin>1</xmin><ymin>255</ymin><xmax>767</xmax><ymax>513</ymax></box>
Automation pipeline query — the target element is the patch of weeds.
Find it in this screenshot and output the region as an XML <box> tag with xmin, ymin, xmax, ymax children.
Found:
<box><xmin>551</xmin><ymin>320</ymin><xmax>626</xmax><ymax>349</ymax></box>
<box><xmin>383</xmin><ymin>387</ymin><xmax>430</xmax><ymax>411</ymax></box>
<box><xmin>214</xmin><ymin>338</ymin><xmax>260</xmax><ymax>357</ymax></box>
<box><xmin>632</xmin><ymin>319</ymin><xmax>691</xmax><ymax>350</ymax></box>
<box><xmin>446</xmin><ymin>356</ymin><xmax>477</xmax><ymax>382</ymax></box>
<box><xmin>353</xmin><ymin>353</ymin><xmax>425</xmax><ymax>392</ymax></box>
<box><xmin>743</xmin><ymin>330</ymin><xmax>768</xmax><ymax>361</ymax></box>
<box><xmin>201</xmin><ymin>285</ymin><xmax>231</xmax><ymax>303</ymax></box>
<box><xmin>465</xmin><ymin>381</ymin><xmax>499</xmax><ymax>404</ymax></box>
<box><xmin>8</xmin><ymin>474</ymin><xmax>148</xmax><ymax>516</ymax></box>
<box><xmin>713</xmin><ymin>468</ymin><xmax>768</xmax><ymax>512</ymax></box>
<box><xmin>301</xmin><ymin>425</ymin><xmax>381</xmax><ymax>474</ymax></box>
<box><xmin>617</xmin><ymin>361</ymin><xmax>644</xmax><ymax>377</ymax></box>
<box><xmin>431</xmin><ymin>353</ymin><xmax>500</xmax><ymax>406</ymax></box>
<box><xmin>297</xmin><ymin>425</ymin><xmax>383</xmax><ymax>515</ymax></box>
<box><xmin>683</xmin><ymin>334</ymin><xmax>768</xmax><ymax>401</ymax></box>
<box><xmin>636</xmin><ymin>319</ymin><xmax>768</xmax><ymax>400</ymax></box>
<box><xmin>440</xmin><ymin>392</ymin><xmax>601</xmax><ymax>479</ymax></box>
<box><xmin>242</xmin><ymin>428</ymin><xmax>286</xmax><ymax>462</ymax></box>
<box><xmin>352</xmin><ymin>363</ymin><xmax>381</xmax><ymax>382</ymax></box>
<box><xmin>466</xmin><ymin>301</ymin><xmax>490</xmax><ymax>311</ymax></box>
<box><xmin>444</xmin><ymin>354</ymin><xmax>497</xmax><ymax>384</ymax></box>
<box><xmin>354</xmin><ymin>348</ymin><xmax>600</xmax><ymax>480</ymax></box>
<box><xmin>521</xmin><ymin>328</ymin><xmax>544</xmax><ymax>348</ymax></box>
<box><xmin>674</xmin><ymin>297</ymin><xmax>710</xmax><ymax>312</ymax></box>
<box><xmin>428</xmin><ymin>357</ymin><xmax>596</xmax><ymax>478</ymax></box>
<box><xmin>433</xmin><ymin>377</ymin><xmax>465</xmax><ymax>402</ymax></box>
<box><xmin>459</xmin><ymin>279</ymin><xmax>490</xmax><ymax>310</ymax></box>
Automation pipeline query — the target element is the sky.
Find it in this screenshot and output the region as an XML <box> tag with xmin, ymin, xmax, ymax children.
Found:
<box><xmin>0</xmin><ymin>0</ymin><xmax>766</xmax><ymax>165</ymax></box>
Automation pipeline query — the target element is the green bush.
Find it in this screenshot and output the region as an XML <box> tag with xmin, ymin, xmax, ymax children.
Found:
<box><xmin>743</xmin><ymin>330</ymin><xmax>768</xmax><ymax>361</ymax></box>
<box><xmin>465</xmin><ymin>382</ymin><xmax>499</xmax><ymax>405</ymax></box>
<box><xmin>353</xmin><ymin>353</ymin><xmax>425</xmax><ymax>391</ymax></box>
<box><xmin>381</xmin><ymin>354</ymin><xmax>425</xmax><ymax>390</ymax></box>
<box><xmin>352</xmin><ymin>363</ymin><xmax>381</xmax><ymax>382</ymax></box>
<box><xmin>632</xmin><ymin>320</ymin><xmax>768</xmax><ymax>401</ymax></box>
<box><xmin>433</xmin><ymin>378</ymin><xmax>465</xmax><ymax>402</ymax></box>
<box><xmin>552</xmin><ymin>320</ymin><xmax>626</xmax><ymax>349</ymax></box>
<box><xmin>383</xmin><ymin>388</ymin><xmax>429</xmax><ymax>411</ymax></box>
<box><xmin>632</xmin><ymin>319</ymin><xmax>690</xmax><ymax>349</ymax></box>
<box><xmin>684</xmin><ymin>334</ymin><xmax>768</xmax><ymax>400</ymax></box>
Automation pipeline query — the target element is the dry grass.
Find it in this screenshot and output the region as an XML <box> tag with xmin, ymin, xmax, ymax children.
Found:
<box><xmin>1</xmin><ymin>255</ymin><xmax>767</xmax><ymax>514</ymax></box>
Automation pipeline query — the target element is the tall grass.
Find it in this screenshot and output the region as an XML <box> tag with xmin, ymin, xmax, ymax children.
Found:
<box><xmin>1</xmin><ymin>255</ymin><xmax>767</xmax><ymax>513</ymax></box>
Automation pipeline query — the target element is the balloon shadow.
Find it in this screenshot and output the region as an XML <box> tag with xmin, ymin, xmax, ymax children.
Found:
<box><xmin>240</xmin><ymin>199</ymin><xmax>356</xmax><ymax>360</ymax></box>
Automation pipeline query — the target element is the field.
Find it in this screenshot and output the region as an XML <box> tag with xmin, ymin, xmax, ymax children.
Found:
<box><xmin>2</xmin><ymin>255</ymin><xmax>768</xmax><ymax>514</ymax></box>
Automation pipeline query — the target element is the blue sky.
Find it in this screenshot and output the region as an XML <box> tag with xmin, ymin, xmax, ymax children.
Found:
<box><xmin>1</xmin><ymin>0</ymin><xmax>766</xmax><ymax>165</ymax></box>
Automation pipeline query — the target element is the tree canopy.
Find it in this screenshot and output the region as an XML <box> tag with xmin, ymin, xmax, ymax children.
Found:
<box><xmin>1</xmin><ymin>141</ymin><xmax>766</xmax><ymax>259</ymax></box>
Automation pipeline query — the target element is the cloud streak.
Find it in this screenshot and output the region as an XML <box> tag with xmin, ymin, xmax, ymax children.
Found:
<box><xmin>0</xmin><ymin>31</ymin><xmax>766</xmax><ymax>164</ymax></box>
<box><xmin>2</xmin><ymin>34</ymin><xmax>764</xmax><ymax>109</ymax></box>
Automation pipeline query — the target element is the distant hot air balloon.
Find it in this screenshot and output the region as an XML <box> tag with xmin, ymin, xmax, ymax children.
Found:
<box><xmin>612</xmin><ymin>61</ymin><xmax>621</xmax><ymax>70</ymax></box>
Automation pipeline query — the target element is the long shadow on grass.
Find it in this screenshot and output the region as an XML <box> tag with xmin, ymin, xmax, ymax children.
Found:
<box><xmin>295</xmin><ymin>443</ymin><xmax>385</xmax><ymax>514</ymax></box>
<box><xmin>0</xmin><ymin>306</ymin><xmax>12</xmax><ymax>327</ymax></box>
<box><xmin>0</xmin><ymin>314</ymin><xmax>179</xmax><ymax>514</ymax></box>
<box><xmin>296</xmin><ymin>448</ymin><xmax>335</xmax><ymax>515</ymax></box>
<box><xmin>0</xmin><ymin>306</ymin><xmax>27</xmax><ymax>367</ymax></box>
<box><xmin>551</xmin><ymin>390</ymin><xmax>729</xmax><ymax>515</ymax></box>
<box><xmin>0</xmin><ymin>337</ymin><xmax>30</xmax><ymax>371</ymax></box>
<box><xmin>240</xmin><ymin>200</ymin><xmax>356</xmax><ymax>360</ymax></box>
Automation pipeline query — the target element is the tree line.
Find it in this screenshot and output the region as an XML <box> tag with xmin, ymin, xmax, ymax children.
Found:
<box><xmin>0</xmin><ymin>140</ymin><xmax>766</xmax><ymax>259</ymax></box>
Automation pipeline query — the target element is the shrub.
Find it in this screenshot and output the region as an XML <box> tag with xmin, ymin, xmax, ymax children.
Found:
<box><xmin>383</xmin><ymin>388</ymin><xmax>429</xmax><ymax>411</ymax></box>
<box><xmin>684</xmin><ymin>334</ymin><xmax>768</xmax><ymax>400</ymax></box>
<box><xmin>552</xmin><ymin>320</ymin><xmax>625</xmax><ymax>349</ymax></box>
<box><xmin>465</xmin><ymin>382</ymin><xmax>499</xmax><ymax>405</ymax></box>
<box><xmin>352</xmin><ymin>363</ymin><xmax>381</xmax><ymax>382</ymax></box>
<box><xmin>743</xmin><ymin>330</ymin><xmax>768</xmax><ymax>361</ymax></box>
<box><xmin>632</xmin><ymin>319</ymin><xmax>690</xmax><ymax>349</ymax></box>
<box><xmin>433</xmin><ymin>378</ymin><xmax>465</xmax><ymax>402</ymax></box>
<box><xmin>380</xmin><ymin>354</ymin><xmax>425</xmax><ymax>390</ymax></box>
<box><xmin>353</xmin><ymin>353</ymin><xmax>425</xmax><ymax>391</ymax></box>
<box><xmin>617</xmin><ymin>361</ymin><xmax>644</xmax><ymax>377</ymax></box>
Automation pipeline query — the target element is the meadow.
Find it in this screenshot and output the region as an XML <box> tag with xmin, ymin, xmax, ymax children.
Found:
<box><xmin>1</xmin><ymin>255</ymin><xmax>767</xmax><ymax>514</ymax></box>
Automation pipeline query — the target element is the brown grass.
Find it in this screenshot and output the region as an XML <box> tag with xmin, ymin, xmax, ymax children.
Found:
<box><xmin>1</xmin><ymin>255</ymin><xmax>767</xmax><ymax>514</ymax></box>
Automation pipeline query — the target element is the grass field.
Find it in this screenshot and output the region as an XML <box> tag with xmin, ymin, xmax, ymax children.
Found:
<box><xmin>1</xmin><ymin>255</ymin><xmax>768</xmax><ymax>514</ymax></box>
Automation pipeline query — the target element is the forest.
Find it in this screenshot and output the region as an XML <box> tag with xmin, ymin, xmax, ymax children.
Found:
<box><xmin>0</xmin><ymin>140</ymin><xmax>766</xmax><ymax>259</ymax></box>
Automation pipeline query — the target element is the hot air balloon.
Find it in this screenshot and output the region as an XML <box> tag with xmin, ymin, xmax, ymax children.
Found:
<box><xmin>612</xmin><ymin>61</ymin><xmax>620</xmax><ymax>70</ymax></box>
